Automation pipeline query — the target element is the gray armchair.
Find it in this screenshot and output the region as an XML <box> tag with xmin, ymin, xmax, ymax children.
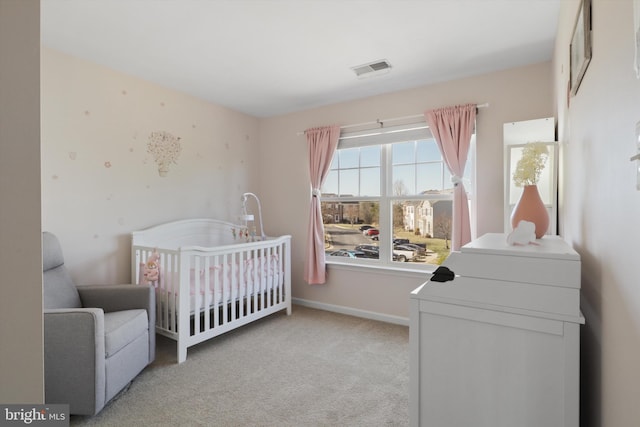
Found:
<box><xmin>43</xmin><ymin>232</ymin><xmax>155</xmax><ymax>416</ymax></box>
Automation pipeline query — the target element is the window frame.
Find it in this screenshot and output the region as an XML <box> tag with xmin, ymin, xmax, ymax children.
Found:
<box><xmin>322</xmin><ymin>122</ymin><xmax>475</xmax><ymax>272</ymax></box>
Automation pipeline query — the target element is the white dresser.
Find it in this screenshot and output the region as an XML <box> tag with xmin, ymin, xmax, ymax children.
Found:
<box><xmin>409</xmin><ymin>233</ymin><xmax>584</xmax><ymax>427</ymax></box>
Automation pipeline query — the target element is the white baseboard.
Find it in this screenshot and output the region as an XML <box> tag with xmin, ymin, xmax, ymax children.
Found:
<box><xmin>292</xmin><ymin>297</ymin><xmax>409</xmax><ymax>326</ymax></box>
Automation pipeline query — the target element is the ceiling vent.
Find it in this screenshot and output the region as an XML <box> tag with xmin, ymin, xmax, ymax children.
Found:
<box><xmin>351</xmin><ymin>59</ymin><xmax>392</xmax><ymax>78</ymax></box>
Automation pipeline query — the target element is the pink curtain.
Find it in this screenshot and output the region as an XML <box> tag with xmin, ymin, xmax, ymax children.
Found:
<box><xmin>424</xmin><ymin>104</ymin><xmax>476</xmax><ymax>251</ymax></box>
<box><xmin>304</xmin><ymin>125</ymin><xmax>341</xmax><ymax>284</ymax></box>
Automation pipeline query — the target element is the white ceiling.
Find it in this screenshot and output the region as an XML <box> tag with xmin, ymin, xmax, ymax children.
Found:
<box><xmin>41</xmin><ymin>0</ymin><xmax>560</xmax><ymax>118</ymax></box>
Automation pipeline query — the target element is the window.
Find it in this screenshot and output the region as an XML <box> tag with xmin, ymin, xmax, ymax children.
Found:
<box><xmin>321</xmin><ymin>123</ymin><xmax>475</xmax><ymax>270</ymax></box>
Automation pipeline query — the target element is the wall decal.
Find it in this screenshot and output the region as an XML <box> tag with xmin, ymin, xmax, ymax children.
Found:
<box><xmin>104</xmin><ymin>161</ymin><xmax>112</xmax><ymax>168</ymax></box>
<box><xmin>147</xmin><ymin>130</ymin><xmax>182</xmax><ymax>177</ymax></box>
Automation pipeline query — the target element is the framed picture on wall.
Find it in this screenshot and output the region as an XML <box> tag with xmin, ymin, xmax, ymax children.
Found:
<box><xmin>570</xmin><ymin>0</ymin><xmax>592</xmax><ymax>96</ymax></box>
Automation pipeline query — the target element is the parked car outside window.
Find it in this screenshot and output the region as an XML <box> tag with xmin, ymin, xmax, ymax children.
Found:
<box><xmin>363</xmin><ymin>228</ymin><xmax>379</xmax><ymax>236</ymax></box>
<box><xmin>327</xmin><ymin>249</ymin><xmax>366</xmax><ymax>258</ymax></box>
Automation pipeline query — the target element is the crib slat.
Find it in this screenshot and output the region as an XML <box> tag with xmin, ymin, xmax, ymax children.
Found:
<box><xmin>194</xmin><ymin>256</ymin><xmax>201</xmax><ymax>335</ymax></box>
<box><xmin>239</xmin><ymin>249</ymin><xmax>246</xmax><ymax>319</ymax></box>
<box><xmin>203</xmin><ymin>256</ymin><xmax>211</xmax><ymax>332</ymax></box>
<box><xmin>213</xmin><ymin>254</ymin><xmax>220</xmax><ymax>328</ymax></box>
<box><xmin>223</xmin><ymin>253</ymin><xmax>229</xmax><ymax>325</ymax></box>
<box><xmin>267</xmin><ymin>245</ymin><xmax>273</xmax><ymax>308</ymax></box>
<box><xmin>251</xmin><ymin>247</ymin><xmax>258</xmax><ymax>314</ymax></box>
<box><xmin>277</xmin><ymin>242</ymin><xmax>284</xmax><ymax>304</ymax></box>
<box><xmin>160</xmin><ymin>251</ymin><xmax>169</xmax><ymax>331</ymax></box>
<box><xmin>260</xmin><ymin>248</ymin><xmax>264</xmax><ymax>309</ymax></box>
<box><xmin>273</xmin><ymin>245</ymin><xmax>279</xmax><ymax>305</ymax></box>
<box><xmin>169</xmin><ymin>253</ymin><xmax>175</xmax><ymax>333</ymax></box>
<box><xmin>231</xmin><ymin>252</ymin><xmax>237</xmax><ymax>321</ymax></box>
<box><xmin>158</xmin><ymin>251</ymin><xmax>165</xmax><ymax>330</ymax></box>
<box><xmin>261</xmin><ymin>246</ymin><xmax>267</xmax><ymax>309</ymax></box>
<box><xmin>170</xmin><ymin>252</ymin><xmax>178</xmax><ymax>333</ymax></box>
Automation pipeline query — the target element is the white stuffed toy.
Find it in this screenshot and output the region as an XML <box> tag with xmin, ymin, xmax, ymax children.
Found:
<box><xmin>507</xmin><ymin>220</ymin><xmax>538</xmax><ymax>246</ymax></box>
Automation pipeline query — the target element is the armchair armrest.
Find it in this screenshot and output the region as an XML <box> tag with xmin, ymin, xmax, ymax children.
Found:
<box><xmin>44</xmin><ymin>308</ymin><xmax>106</xmax><ymax>416</ymax></box>
<box><xmin>77</xmin><ymin>284</ymin><xmax>154</xmax><ymax>313</ymax></box>
<box><xmin>77</xmin><ymin>284</ymin><xmax>156</xmax><ymax>362</ymax></box>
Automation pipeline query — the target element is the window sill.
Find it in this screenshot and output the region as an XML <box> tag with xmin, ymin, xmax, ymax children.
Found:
<box><xmin>325</xmin><ymin>259</ymin><xmax>434</xmax><ymax>280</ymax></box>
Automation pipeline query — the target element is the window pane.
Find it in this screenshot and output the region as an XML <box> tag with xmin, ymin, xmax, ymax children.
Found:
<box><xmin>322</xmin><ymin>170</ymin><xmax>338</xmax><ymax>195</ymax></box>
<box><xmin>329</xmin><ymin>154</ymin><xmax>338</xmax><ymax>170</ymax></box>
<box><xmin>393</xmin><ymin>164</ymin><xmax>415</xmax><ymax>195</ymax></box>
<box><xmin>391</xmin><ymin>199</ymin><xmax>452</xmax><ymax>265</ymax></box>
<box><xmin>322</xmin><ymin>201</ymin><xmax>381</xmax><ymax>260</ymax></box>
<box><xmin>417</xmin><ymin>140</ymin><xmax>441</xmax><ymax>162</ymax></box>
<box><xmin>360</xmin><ymin>146</ymin><xmax>380</xmax><ymax>167</ymax></box>
<box><xmin>339</xmin><ymin>169</ymin><xmax>358</xmax><ymax>196</ymax></box>
<box><xmin>360</xmin><ymin>167</ymin><xmax>380</xmax><ymax>197</ymax></box>
<box><xmin>339</xmin><ymin>148</ymin><xmax>359</xmax><ymax>169</ymax></box>
<box><xmin>417</xmin><ymin>163</ymin><xmax>443</xmax><ymax>192</ymax></box>
<box><xmin>392</xmin><ymin>141</ymin><xmax>415</xmax><ymax>165</ymax></box>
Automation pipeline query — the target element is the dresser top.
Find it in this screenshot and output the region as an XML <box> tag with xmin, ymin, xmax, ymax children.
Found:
<box><xmin>461</xmin><ymin>233</ymin><xmax>579</xmax><ymax>261</ymax></box>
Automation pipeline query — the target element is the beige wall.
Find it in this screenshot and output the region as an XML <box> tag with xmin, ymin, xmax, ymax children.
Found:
<box><xmin>554</xmin><ymin>1</ymin><xmax>640</xmax><ymax>425</ymax></box>
<box><xmin>41</xmin><ymin>48</ymin><xmax>260</xmax><ymax>285</ymax></box>
<box><xmin>0</xmin><ymin>0</ymin><xmax>43</xmax><ymax>403</ymax></box>
<box><xmin>258</xmin><ymin>62</ymin><xmax>553</xmax><ymax>321</ymax></box>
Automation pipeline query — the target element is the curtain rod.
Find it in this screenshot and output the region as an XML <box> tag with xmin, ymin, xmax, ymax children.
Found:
<box><xmin>297</xmin><ymin>103</ymin><xmax>488</xmax><ymax>136</ymax></box>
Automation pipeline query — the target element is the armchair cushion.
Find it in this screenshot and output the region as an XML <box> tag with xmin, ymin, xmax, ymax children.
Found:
<box><xmin>104</xmin><ymin>309</ymin><xmax>148</xmax><ymax>358</ymax></box>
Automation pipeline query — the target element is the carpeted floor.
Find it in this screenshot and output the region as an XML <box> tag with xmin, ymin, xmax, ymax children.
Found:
<box><xmin>70</xmin><ymin>305</ymin><xmax>409</xmax><ymax>426</ymax></box>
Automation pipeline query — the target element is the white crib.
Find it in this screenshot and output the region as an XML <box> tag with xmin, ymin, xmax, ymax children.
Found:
<box><xmin>131</xmin><ymin>218</ymin><xmax>291</xmax><ymax>363</ymax></box>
